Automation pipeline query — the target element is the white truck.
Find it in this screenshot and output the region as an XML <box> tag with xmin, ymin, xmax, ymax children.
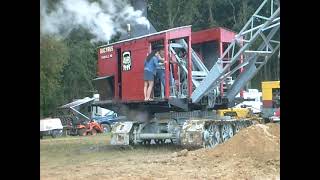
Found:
<box><xmin>40</xmin><ymin>118</ymin><xmax>63</xmax><ymax>139</ymax></box>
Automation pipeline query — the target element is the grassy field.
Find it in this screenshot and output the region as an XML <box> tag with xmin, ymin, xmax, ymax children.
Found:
<box><xmin>41</xmin><ymin>134</ymin><xmax>110</xmax><ymax>166</ymax></box>
<box><xmin>40</xmin><ymin>134</ymin><xmax>183</xmax><ymax>179</ymax></box>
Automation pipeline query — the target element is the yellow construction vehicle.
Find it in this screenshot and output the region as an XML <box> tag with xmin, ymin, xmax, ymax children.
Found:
<box><xmin>217</xmin><ymin>108</ymin><xmax>253</xmax><ymax>119</ymax></box>
<box><xmin>216</xmin><ymin>107</ymin><xmax>264</xmax><ymax>125</ymax></box>
<box><xmin>261</xmin><ymin>81</ymin><xmax>280</xmax><ymax>123</ymax></box>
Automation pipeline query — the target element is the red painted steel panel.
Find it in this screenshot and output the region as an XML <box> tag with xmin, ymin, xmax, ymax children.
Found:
<box><xmin>192</xmin><ymin>27</ymin><xmax>236</xmax><ymax>44</ymax></box>
<box><xmin>164</xmin><ymin>34</ymin><xmax>170</xmax><ymax>99</ymax></box>
<box><xmin>219</xmin><ymin>28</ymin><xmax>237</xmax><ymax>43</ymax></box>
<box><xmin>97</xmin><ymin>46</ymin><xmax>117</xmax><ymax>77</ymax></box>
<box><xmin>191</xmin><ymin>28</ymin><xmax>220</xmax><ymax>44</ymax></box>
<box><xmin>97</xmin><ymin>46</ymin><xmax>118</xmax><ymax>99</ymax></box>
<box><xmin>120</xmin><ymin>40</ymin><xmax>149</xmax><ymax>101</ymax></box>
<box><xmin>167</xmin><ymin>27</ymin><xmax>191</xmax><ymax>40</ymax></box>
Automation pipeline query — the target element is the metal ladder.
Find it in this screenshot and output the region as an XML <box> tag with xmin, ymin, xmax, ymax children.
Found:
<box><xmin>191</xmin><ymin>0</ymin><xmax>280</xmax><ymax>105</ymax></box>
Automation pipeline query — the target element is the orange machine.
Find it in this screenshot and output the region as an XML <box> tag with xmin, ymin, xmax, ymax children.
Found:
<box><xmin>77</xmin><ymin>120</ymin><xmax>104</xmax><ymax>136</ymax></box>
<box><xmin>57</xmin><ymin>97</ymin><xmax>105</xmax><ymax>136</ymax></box>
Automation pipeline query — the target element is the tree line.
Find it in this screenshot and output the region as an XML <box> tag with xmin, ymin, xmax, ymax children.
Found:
<box><xmin>40</xmin><ymin>0</ymin><xmax>279</xmax><ymax>118</ymax></box>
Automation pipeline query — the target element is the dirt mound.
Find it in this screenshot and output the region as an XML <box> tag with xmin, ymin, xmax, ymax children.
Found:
<box><xmin>205</xmin><ymin>123</ymin><xmax>280</xmax><ymax>158</ymax></box>
<box><xmin>174</xmin><ymin>123</ymin><xmax>280</xmax><ymax>179</ymax></box>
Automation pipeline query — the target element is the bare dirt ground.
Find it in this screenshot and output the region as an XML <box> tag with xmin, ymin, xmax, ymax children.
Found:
<box><xmin>40</xmin><ymin>123</ymin><xmax>280</xmax><ymax>180</ymax></box>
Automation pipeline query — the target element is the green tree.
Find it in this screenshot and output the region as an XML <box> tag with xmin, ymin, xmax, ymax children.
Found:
<box><xmin>62</xmin><ymin>28</ymin><xmax>97</xmax><ymax>102</ymax></box>
<box><xmin>148</xmin><ymin>0</ymin><xmax>200</xmax><ymax>30</ymax></box>
<box><xmin>40</xmin><ymin>35</ymin><xmax>69</xmax><ymax>117</ymax></box>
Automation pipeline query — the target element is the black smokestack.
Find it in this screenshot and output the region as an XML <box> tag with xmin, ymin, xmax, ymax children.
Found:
<box><xmin>119</xmin><ymin>0</ymin><xmax>157</xmax><ymax>40</ymax></box>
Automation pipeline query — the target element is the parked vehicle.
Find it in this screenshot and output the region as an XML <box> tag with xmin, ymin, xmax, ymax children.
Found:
<box><xmin>92</xmin><ymin>112</ymin><xmax>127</xmax><ymax>133</ymax></box>
<box><xmin>40</xmin><ymin>118</ymin><xmax>63</xmax><ymax>139</ymax></box>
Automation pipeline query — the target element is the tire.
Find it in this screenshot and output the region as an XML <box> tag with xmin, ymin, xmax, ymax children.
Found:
<box><xmin>90</xmin><ymin>128</ymin><xmax>97</xmax><ymax>136</ymax></box>
<box><xmin>53</xmin><ymin>129</ymin><xmax>63</xmax><ymax>137</ymax></box>
<box><xmin>102</xmin><ymin>124</ymin><xmax>111</xmax><ymax>133</ymax></box>
<box><xmin>51</xmin><ymin>130</ymin><xmax>56</xmax><ymax>138</ymax></box>
<box><xmin>78</xmin><ymin>128</ymin><xmax>87</xmax><ymax>136</ymax></box>
<box><xmin>50</xmin><ymin>129</ymin><xmax>62</xmax><ymax>138</ymax></box>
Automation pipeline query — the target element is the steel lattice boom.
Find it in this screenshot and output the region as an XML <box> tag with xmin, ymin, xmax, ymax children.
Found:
<box><xmin>191</xmin><ymin>0</ymin><xmax>280</xmax><ymax>105</ymax></box>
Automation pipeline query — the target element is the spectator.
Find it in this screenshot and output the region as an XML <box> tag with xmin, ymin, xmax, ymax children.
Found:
<box><xmin>144</xmin><ymin>49</ymin><xmax>163</xmax><ymax>101</ymax></box>
<box><xmin>156</xmin><ymin>49</ymin><xmax>176</xmax><ymax>97</ymax></box>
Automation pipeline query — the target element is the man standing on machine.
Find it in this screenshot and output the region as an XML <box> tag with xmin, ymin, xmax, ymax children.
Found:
<box><xmin>156</xmin><ymin>49</ymin><xmax>176</xmax><ymax>98</ymax></box>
